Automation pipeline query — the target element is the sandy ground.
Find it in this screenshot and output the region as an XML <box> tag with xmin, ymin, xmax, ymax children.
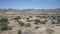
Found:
<box><xmin>0</xmin><ymin>15</ymin><xmax>60</xmax><ymax>34</ymax></box>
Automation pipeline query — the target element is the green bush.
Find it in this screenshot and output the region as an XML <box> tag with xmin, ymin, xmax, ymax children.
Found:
<box><xmin>0</xmin><ymin>18</ymin><xmax>11</xmax><ymax>31</ymax></box>
<box><xmin>40</xmin><ymin>21</ymin><xmax>46</xmax><ymax>24</ymax></box>
<box><xmin>29</xmin><ymin>16</ymin><xmax>32</xmax><ymax>18</ymax></box>
<box><xmin>1</xmin><ymin>25</ymin><xmax>12</xmax><ymax>31</ymax></box>
<box><xmin>18</xmin><ymin>30</ymin><xmax>22</xmax><ymax>34</ymax></box>
<box><xmin>26</xmin><ymin>18</ymin><xmax>32</xmax><ymax>22</ymax></box>
<box><xmin>0</xmin><ymin>18</ymin><xmax>8</xmax><ymax>23</ymax></box>
<box><xmin>34</xmin><ymin>19</ymin><xmax>40</xmax><ymax>24</ymax></box>
<box><xmin>1</xmin><ymin>24</ymin><xmax>8</xmax><ymax>30</ymax></box>
<box><xmin>52</xmin><ymin>16</ymin><xmax>56</xmax><ymax>19</ymax></box>
<box><xmin>13</xmin><ymin>16</ymin><xmax>21</xmax><ymax>20</ymax></box>
<box><xmin>0</xmin><ymin>18</ymin><xmax>9</xmax><ymax>25</ymax></box>
<box><xmin>35</xmin><ymin>26</ymin><xmax>39</xmax><ymax>29</ymax></box>
<box><xmin>26</xmin><ymin>18</ymin><xmax>29</xmax><ymax>19</ymax></box>
<box><xmin>34</xmin><ymin>19</ymin><xmax>46</xmax><ymax>24</ymax></box>
<box><xmin>18</xmin><ymin>21</ymin><xmax>24</xmax><ymax>26</ymax></box>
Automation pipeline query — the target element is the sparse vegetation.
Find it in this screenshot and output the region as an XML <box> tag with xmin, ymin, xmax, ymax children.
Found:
<box><xmin>35</xmin><ymin>26</ymin><xmax>39</xmax><ymax>29</ymax></box>
<box><xmin>36</xmin><ymin>16</ymin><xmax>40</xmax><ymax>18</ymax></box>
<box><xmin>29</xmin><ymin>16</ymin><xmax>32</xmax><ymax>18</ymax></box>
<box><xmin>13</xmin><ymin>16</ymin><xmax>21</xmax><ymax>21</ymax></box>
<box><xmin>39</xmin><ymin>20</ymin><xmax>47</xmax><ymax>24</ymax></box>
<box><xmin>1</xmin><ymin>24</ymin><xmax>9</xmax><ymax>30</ymax></box>
<box><xmin>0</xmin><ymin>18</ymin><xmax>8</xmax><ymax>23</ymax></box>
<box><xmin>40</xmin><ymin>21</ymin><xmax>46</xmax><ymax>24</ymax></box>
<box><xmin>27</xmin><ymin>19</ymin><xmax>32</xmax><ymax>22</ymax></box>
<box><xmin>26</xmin><ymin>18</ymin><xmax>29</xmax><ymax>19</ymax></box>
<box><xmin>52</xmin><ymin>16</ymin><xmax>56</xmax><ymax>19</ymax></box>
<box><xmin>34</xmin><ymin>19</ymin><xmax>46</xmax><ymax>24</ymax></box>
<box><xmin>52</xmin><ymin>21</ymin><xmax>56</xmax><ymax>24</ymax></box>
<box><xmin>56</xmin><ymin>16</ymin><xmax>60</xmax><ymax>21</ymax></box>
<box><xmin>0</xmin><ymin>9</ymin><xmax>60</xmax><ymax>34</ymax></box>
<box><xmin>24</xmin><ymin>23</ymin><xmax>31</xmax><ymax>27</ymax></box>
<box><xmin>18</xmin><ymin>30</ymin><xmax>22</xmax><ymax>34</ymax></box>
<box><xmin>0</xmin><ymin>18</ymin><xmax>10</xmax><ymax>31</ymax></box>
<box><xmin>18</xmin><ymin>21</ymin><xmax>24</xmax><ymax>26</ymax></box>
<box><xmin>26</xmin><ymin>18</ymin><xmax>31</xmax><ymax>22</ymax></box>
<box><xmin>34</xmin><ymin>19</ymin><xmax>40</xmax><ymax>24</ymax></box>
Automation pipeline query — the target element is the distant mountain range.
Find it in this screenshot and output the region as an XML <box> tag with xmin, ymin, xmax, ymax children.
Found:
<box><xmin>0</xmin><ymin>8</ymin><xmax>60</xmax><ymax>15</ymax></box>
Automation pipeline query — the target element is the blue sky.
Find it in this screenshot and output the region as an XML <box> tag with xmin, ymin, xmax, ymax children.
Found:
<box><xmin>0</xmin><ymin>0</ymin><xmax>60</xmax><ymax>9</ymax></box>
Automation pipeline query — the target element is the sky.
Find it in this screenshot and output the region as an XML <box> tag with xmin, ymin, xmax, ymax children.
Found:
<box><xmin>0</xmin><ymin>0</ymin><xmax>60</xmax><ymax>9</ymax></box>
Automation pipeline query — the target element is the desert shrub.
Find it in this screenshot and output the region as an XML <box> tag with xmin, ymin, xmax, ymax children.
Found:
<box><xmin>26</xmin><ymin>19</ymin><xmax>32</xmax><ymax>22</ymax></box>
<box><xmin>56</xmin><ymin>16</ymin><xmax>60</xmax><ymax>21</ymax></box>
<box><xmin>24</xmin><ymin>23</ymin><xmax>31</xmax><ymax>27</ymax></box>
<box><xmin>1</xmin><ymin>25</ymin><xmax>12</xmax><ymax>30</ymax></box>
<box><xmin>39</xmin><ymin>20</ymin><xmax>47</xmax><ymax>24</ymax></box>
<box><xmin>44</xmin><ymin>20</ymin><xmax>48</xmax><ymax>22</ymax></box>
<box><xmin>8</xmin><ymin>26</ymin><xmax>12</xmax><ymax>30</ymax></box>
<box><xmin>43</xmin><ymin>16</ymin><xmax>47</xmax><ymax>18</ymax></box>
<box><xmin>18</xmin><ymin>30</ymin><xmax>22</xmax><ymax>34</ymax></box>
<box><xmin>57</xmin><ymin>19</ymin><xmax>60</xmax><ymax>21</ymax></box>
<box><xmin>46</xmin><ymin>28</ymin><xmax>55</xmax><ymax>34</ymax></box>
<box><xmin>29</xmin><ymin>16</ymin><xmax>32</xmax><ymax>18</ymax></box>
<box><xmin>18</xmin><ymin>21</ymin><xmax>24</xmax><ymax>26</ymax></box>
<box><xmin>0</xmin><ymin>18</ymin><xmax>8</xmax><ymax>23</ymax></box>
<box><xmin>52</xmin><ymin>21</ymin><xmax>56</xmax><ymax>24</ymax></box>
<box><xmin>34</xmin><ymin>19</ymin><xmax>46</xmax><ymax>24</ymax></box>
<box><xmin>13</xmin><ymin>16</ymin><xmax>21</xmax><ymax>20</ymax></box>
<box><xmin>52</xmin><ymin>16</ymin><xmax>56</xmax><ymax>19</ymax></box>
<box><xmin>26</xmin><ymin>18</ymin><xmax>29</xmax><ymax>19</ymax></box>
<box><xmin>35</xmin><ymin>26</ymin><xmax>39</xmax><ymax>29</ymax></box>
<box><xmin>0</xmin><ymin>18</ymin><xmax>9</xmax><ymax>25</ymax></box>
<box><xmin>0</xmin><ymin>18</ymin><xmax>10</xmax><ymax>31</ymax></box>
<box><xmin>34</xmin><ymin>19</ymin><xmax>40</xmax><ymax>24</ymax></box>
<box><xmin>40</xmin><ymin>21</ymin><xmax>46</xmax><ymax>24</ymax></box>
<box><xmin>36</xmin><ymin>16</ymin><xmax>41</xmax><ymax>18</ymax></box>
<box><xmin>36</xmin><ymin>16</ymin><xmax>47</xmax><ymax>18</ymax></box>
<box><xmin>1</xmin><ymin>24</ymin><xmax>8</xmax><ymax>30</ymax></box>
<box><xmin>26</xmin><ymin>18</ymin><xmax>32</xmax><ymax>22</ymax></box>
